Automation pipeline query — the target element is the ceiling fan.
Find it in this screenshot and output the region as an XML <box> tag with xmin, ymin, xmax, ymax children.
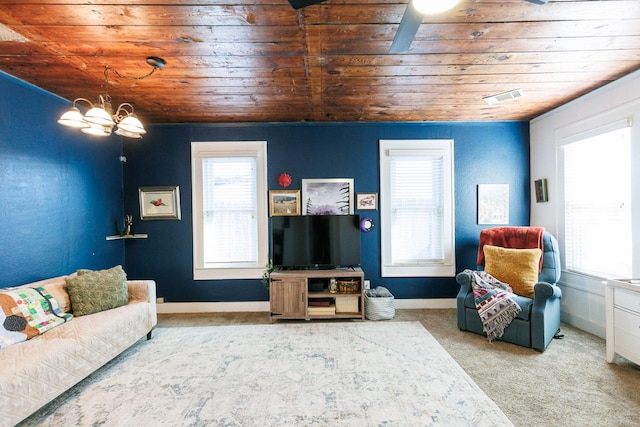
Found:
<box><xmin>287</xmin><ymin>0</ymin><xmax>549</xmax><ymax>52</ymax></box>
<box><xmin>389</xmin><ymin>0</ymin><xmax>549</xmax><ymax>53</ymax></box>
<box><xmin>287</xmin><ymin>0</ymin><xmax>327</xmax><ymax>9</ymax></box>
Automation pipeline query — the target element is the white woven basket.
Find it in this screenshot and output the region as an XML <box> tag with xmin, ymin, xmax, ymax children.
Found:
<box><xmin>364</xmin><ymin>294</ymin><xmax>395</xmax><ymax>320</ymax></box>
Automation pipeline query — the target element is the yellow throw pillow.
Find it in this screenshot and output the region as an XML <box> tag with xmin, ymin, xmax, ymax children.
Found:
<box><xmin>483</xmin><ymin>245</ymin><xmax>542</xmax><ymax>298</ymax></box>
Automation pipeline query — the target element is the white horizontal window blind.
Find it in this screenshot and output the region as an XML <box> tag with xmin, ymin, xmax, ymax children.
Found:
<box><xmin>390</xmin><ymin>154</ymin><xmax>444</xmax><ymax>264</ymax></box>
<box><xmin>192</xmin><ymin>141</ymin><xmax>268</xmax><ymax>280</ymax></box>
<box><xmin>202</xmin><ymin>157</ymin><xmax>258</xmax><ymax>266</ymax></box>
<box><xmin>562</xmin><ymin>124</ymin><xmax>631</xmax><ymax>278</ymax></box>
<box><xmin>380</xmin><ymin>140</ymin><xmax>455</xmax><ymax>277</ymax></box>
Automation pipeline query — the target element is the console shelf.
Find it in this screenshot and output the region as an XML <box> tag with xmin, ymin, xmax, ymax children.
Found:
<box><xmin>269</xmin><ymin>267</ymin><xmax>365</xmax><ymax>322</ymax></box>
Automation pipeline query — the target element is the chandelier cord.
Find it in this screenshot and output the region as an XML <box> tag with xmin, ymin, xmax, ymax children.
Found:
<box><xmin>105</xmin><ymin>65</ymin><xmax>158</xmax><ymax>81</ymax></box>
<box><xmin>102</xmin><ymin>66</ymin><xmax>159</xmax><ymax>97</ymax></box>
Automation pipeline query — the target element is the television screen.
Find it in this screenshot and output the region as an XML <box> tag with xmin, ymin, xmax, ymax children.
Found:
<box><xmin>271</xmin><ymin>215</ymin><xmax>361</xmax><ymax>269</ymax></box>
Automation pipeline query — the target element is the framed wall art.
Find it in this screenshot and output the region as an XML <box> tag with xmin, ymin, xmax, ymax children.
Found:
<box><xmin>269</xmin><ymin>189</ymin><xmax>301</xmax><ymax>216</ymax></box>
<box><xmin>534</xmin><ymin>178</ymin><xmax>549</xmax><ymax>203</ymax></box>
<box><xmin>301</xmin><ymin>178</ymin><xmax>354</xmax><ymax>215</ymax></box>
<box><xmin>477</xmin><ymin>184</ymin><xmax>509</xmax><ymax>225</ymax></box>
<box><xmin>139</xmin><ymin>186</ymin><xmax>181</xmax><ymax>220</ymax></box>
<box><xmin>356</xmin><ymin>192</ymin><xmax>378</xmax><ymax>210</ymax></box>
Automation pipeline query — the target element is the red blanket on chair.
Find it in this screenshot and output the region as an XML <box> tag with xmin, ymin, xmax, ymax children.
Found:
<box><xmin>477</xmin><ymin>226</ymin><xmax>545</xmax><ymax>271</ymax></box>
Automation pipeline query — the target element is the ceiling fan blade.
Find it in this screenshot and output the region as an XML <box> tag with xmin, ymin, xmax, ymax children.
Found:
<box><xmin>287</xmin><ymin>0</ymin><xmax>327</xmax><ymax>9</ymax></box>
<box><xmin>389</xmin><ymin>3</ymin><xmax>423</xmax><ymax>53</ymax></box>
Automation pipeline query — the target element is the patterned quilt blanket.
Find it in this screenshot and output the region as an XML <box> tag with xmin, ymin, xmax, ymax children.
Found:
<box><xmin>465</xmin><ymin>269</ymin><xmax>521</xmax><ymax>342</ymax></box>
<box><xmin>0</xmin><ymin>286</ymin><xmax>73</xmax><ymax>349</ymax></box>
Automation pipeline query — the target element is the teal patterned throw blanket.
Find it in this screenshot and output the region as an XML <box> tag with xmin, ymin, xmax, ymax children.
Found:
<box><xmin>465</xmin><ymin>269</ymin><xmax>521</xmax><ymax>342</ymax></box>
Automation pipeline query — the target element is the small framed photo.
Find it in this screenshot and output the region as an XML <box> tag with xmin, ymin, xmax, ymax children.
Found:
<box><xmin>269</xmin><ymin>190</ymin><xmax>301</xmax><ymax>216</ymax></box>
<box><xmin>302</xmin><ymin>178</ymin><xmax>354</xmax><ymax>215</ymax></box>
<box><xmin>535</xmin><ymin>179</ymin><xmax>549</xmax><ymax>203</ymax></box>
<box><xmin>356</xmin><ymin>193</ymin><xmax>378</xmax><ymax>210</ymax></box>
<box><xmin>139</xmin><ymin>186</ymin><xmax>181</xmax><ymax>220</ymax></box>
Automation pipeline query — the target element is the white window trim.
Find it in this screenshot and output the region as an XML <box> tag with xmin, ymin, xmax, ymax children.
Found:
<box><xmin>556</xmin><ymin>118</ymin><xmax>634</xmax><ymax>280</ymax></box>
<box><xmin>379</xmin><ymin>139</ymin><xmax>456</xmax><ymax>277</ymax></box>
<box><xmin>191</xmin><ymin>141</ymin><xmax>268</xmax><ymax>280</ymax></box>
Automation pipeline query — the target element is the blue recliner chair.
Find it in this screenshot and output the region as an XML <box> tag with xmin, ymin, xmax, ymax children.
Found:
<box><xmin>456</xmin><ymin>231</ymin><xmax>562</xmax><ymax>351</ymax></box>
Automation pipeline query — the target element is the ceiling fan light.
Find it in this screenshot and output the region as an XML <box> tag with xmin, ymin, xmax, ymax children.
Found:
<box><xmin>81</xmin><ymin>123</ymin><xmax>112</xmax><ymax>137</ymax></box>
<box><xmin>84</xmin><ymin>106</ymin><xmax>115</xmax><ymax>126</ymax></box>
<box><xmin>117</xmin><ymin>115</ymin><xmax>146</xmax><ymax>134</ymax></box>
<box><xmin>412</xmin><ymin>0</ymin><xmax>461</xmax><ymax>15</ymax></box>
<box><xmin>57</xmin><ymin>107</ymin><xmax>89</xmax><ymax>128</ymax></box>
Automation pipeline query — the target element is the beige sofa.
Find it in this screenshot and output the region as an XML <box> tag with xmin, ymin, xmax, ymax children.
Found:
<box><xmin>0</xmin><ymin>274</ymin><xmax>157</xmax><ymax>426</ymax></box>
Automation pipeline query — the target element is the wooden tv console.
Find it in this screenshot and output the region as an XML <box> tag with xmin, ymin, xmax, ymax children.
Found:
<box><xmin>269</xmin><ymin>267</ymin><xmax>365</xmax><ymax>322</ymax></box>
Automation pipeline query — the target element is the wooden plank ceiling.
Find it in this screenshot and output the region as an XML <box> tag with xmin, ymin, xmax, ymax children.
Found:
<box><xmin>0</xmin><ymin>0</ymin><xmax>639</xmax><ymax>123</ymax></box>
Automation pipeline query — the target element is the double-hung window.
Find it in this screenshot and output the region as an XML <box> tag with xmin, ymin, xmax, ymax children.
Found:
<box><xmin>191</xmin><ymin>141</ymin><xmax>268</xmax><ymax>280</ymax></box>
<box><xmin>559</xmin><ymin>121</ymin><xmax>632</xmax><ymax>278</ymax></box>
<box><xmin>379</xmin><ymin>139</ymin><xmax>455</xmax><ymax>277</ymax></box>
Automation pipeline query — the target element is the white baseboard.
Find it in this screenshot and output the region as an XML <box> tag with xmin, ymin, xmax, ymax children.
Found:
<box><xmin>561</xmin><ymin>310</ymin><xmax>606</xmax><ymax>339</ymax></box>
<box><xmin>393</xmin><ymin>298</ymin><xmax>456</xmax><ymax>309</ymax></box>
<box><xmin>157</xmin><ymin>301</ymin><xmax>271</xmax><ymax>314</ymax></box>
<box><xmin>157</xmin><ymin>298</ymin><xmax>457</xmax><ymax>314</ymax></box>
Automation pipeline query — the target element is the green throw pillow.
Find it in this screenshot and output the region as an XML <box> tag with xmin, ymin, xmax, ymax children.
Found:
<box><xmin>65</xmin><ymin>265</ymin><xmax>129</xmax><ymax>316</ymax></box>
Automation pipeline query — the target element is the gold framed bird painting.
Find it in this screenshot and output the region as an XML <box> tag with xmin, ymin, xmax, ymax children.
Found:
<box><xmin>139</xmin><ymin>186</ymin><xmax>181</xmax><ymax>220</ymax></box>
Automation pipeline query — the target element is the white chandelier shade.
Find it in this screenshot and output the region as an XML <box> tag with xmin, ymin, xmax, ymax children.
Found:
<box><xmin>81</xmin><ymin>123</ymin><xmax>113</xmax><ymax>137</ymax></box>
<box><xmin>84</xmin><ymin>105</ymin><xmax>116</xmax><ymax>127</ymax></box>
<box><xmin>57</xmin><ymin>106</ymin><xmax>90</xmax><ymax>129</ymax></box>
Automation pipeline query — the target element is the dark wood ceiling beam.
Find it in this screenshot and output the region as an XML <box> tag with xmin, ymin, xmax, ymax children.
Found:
<box><xmin>8</xmin><ymin>26</ymin><xmax>304</xmax><ymax>44</ymax></box>
<box><xmin>19</xmin><ymin>71</ymin><xmax>617</xmax><ymax>94</ymax></box>
<box><xmin>0</xmin><ymin>5</ymin><xmax>299</xmax><ymax>27</ymax></box>
<box><xmin>115</xmin><ymin>92</ymin><xmax>580</xmax><ymax>108</ymax></box>
<box><xmin>7</xmin><ymin>20</ymin><xmax>638</xmax><ymax>45</ymax></box>
<box><xmin>5</xmin><ymin>46</ymin><xmax>639</xmax><ymax>67</ymax></box>
<box><xmin>2</xmin><ymin>2</ymin><xmax>638</xmax><ymax>26</ymax></box>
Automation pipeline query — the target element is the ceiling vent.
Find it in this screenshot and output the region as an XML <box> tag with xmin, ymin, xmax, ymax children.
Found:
<box><xmin>0</xmin><ymin>23</ymin><xmax>28</xmax><ymax>42</ymax></box>
<box><xmin>483</xmin><ymin>89</ymin><xmax>524</xmax><ymax>105</ymax></box>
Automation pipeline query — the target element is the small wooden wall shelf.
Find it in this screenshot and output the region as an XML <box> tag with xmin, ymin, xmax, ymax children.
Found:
<box><xmin>105</xmin><ymin>234</ymin><xmax>148</xmax><ymax>241</ymax></box>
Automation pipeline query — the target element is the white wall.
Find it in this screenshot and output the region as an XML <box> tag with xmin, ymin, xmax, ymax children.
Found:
<box><xmin>530</xmin><ymin>69</ymin><xmax>640</xmax><ymax>338</ymax></box>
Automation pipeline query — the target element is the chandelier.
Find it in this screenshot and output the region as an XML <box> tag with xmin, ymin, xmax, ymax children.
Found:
<box><xmin>58</xmin><ymin>56</ymin><xmax>166</xmax><ymax>139</ymax></box>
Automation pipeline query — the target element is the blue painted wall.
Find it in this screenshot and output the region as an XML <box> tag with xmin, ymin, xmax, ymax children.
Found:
<box><xmin>123</xmin><ymin>122</ymin><xmax>530</xmax><ymax>302</ymax></box>
<box><xmin>0</xmin><ymin>72</ymin><xmax>125</xmax><ymax>287</ymax></box>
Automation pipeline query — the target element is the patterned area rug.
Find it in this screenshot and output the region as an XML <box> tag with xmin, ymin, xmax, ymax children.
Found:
<box><xmin>22</xmin><ymin>322</ymin><xmax>512</xmax><ymax>426</ymax></box>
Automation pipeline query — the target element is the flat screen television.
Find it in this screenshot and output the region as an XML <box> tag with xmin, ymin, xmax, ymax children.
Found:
<box><xmin>271</xmin><ymin>215</ymin><xmax>361</xmax><ymax>269</ymax></box>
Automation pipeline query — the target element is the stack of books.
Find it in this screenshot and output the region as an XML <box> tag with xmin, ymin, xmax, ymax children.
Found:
<box><xmin>308</xmin><ymin>305</ymin><xmax>336</xmax><ymax>315</ymax></box>
<box><xmin>308</xmin><ymin>298</ymin><xmax>336</xmax><ymax>315</ymax></box>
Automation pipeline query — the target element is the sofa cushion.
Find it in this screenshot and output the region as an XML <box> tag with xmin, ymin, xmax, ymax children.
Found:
<box><xmin>0</xmin><ymin>286</ymin><xmax>73</xmax><ymax>349</ymax></box>
<box><xmin>483</xmin><ymin>245</ymin><xmax>542</xmax><ymax>298</ymax></box>
<box><xmin>65</xmin><ymin>266</ymin><xmax>128</xmax><ymax>316</ymax></box>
